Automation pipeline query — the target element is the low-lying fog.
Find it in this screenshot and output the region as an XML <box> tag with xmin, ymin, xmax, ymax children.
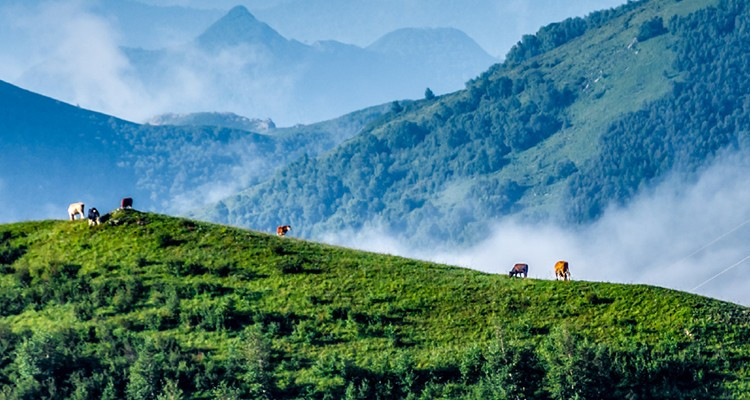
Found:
<box><xmin>324</xmin><ymin>151</ymin><xmax>750</xmax><ymax>306</ymax></box>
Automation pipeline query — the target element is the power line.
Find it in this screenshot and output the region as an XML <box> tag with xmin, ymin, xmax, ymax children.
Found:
<box><xmin>692</xmin><ymin>253</ymin><xmax>750</xmax><ymax>291</ymax></box>
<box><xmin>661</xmin><ymin>214</ymin><xmax>750</xmax><ymax>292</ymax></box>
<box><xmin>677</xmin><ymin>216</ymin><xmax>750</xmax><ymax>263</ymax></box>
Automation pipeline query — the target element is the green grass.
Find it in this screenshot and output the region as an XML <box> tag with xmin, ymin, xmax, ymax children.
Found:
<box><xmin>1</xmin><ymin>210</ymin><xmax>748</xmax><ymax>398</ymax></box>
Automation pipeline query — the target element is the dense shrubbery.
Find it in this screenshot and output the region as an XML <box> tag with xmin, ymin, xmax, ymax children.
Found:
<box><xmin>0</xmin><ymin>308</ymin><xmax>726</xmax><ymax>399</ymax></box>
<box><xmin>0</xmin><ymin>213</ymin><xmax>745</xmax><ymax>399</ymax></box>
<box><xmin>504</xmin><ymin>0</ymin><xmax>645</xmax><ymax>65</ymax></box>
<box><xmin>637</xmin><ymin>16</ymin><xmax>668</xmax><ymax>41</ymax></box>
<box><xmin>466</xmin><ymin>327</ymin><xmax>723</xmax><ymax>400</ymax></box>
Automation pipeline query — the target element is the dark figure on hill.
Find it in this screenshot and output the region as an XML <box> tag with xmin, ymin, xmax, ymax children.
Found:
<box><xmin>509</xmin><ymin>263</ymin><xmax>529</xmax><ymax>278</ymax></box>
<box><xmin>87</xmin><ymin>207</ymin><xmax>100</xmax><ymax>226</ymax></box>
<box><xmin>120</xmin><ymin>197</ymin><xmax>133</xmax><ymax>209</ymax></box>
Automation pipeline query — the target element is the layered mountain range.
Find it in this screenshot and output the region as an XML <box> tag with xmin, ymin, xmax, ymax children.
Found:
<box><xmin>16</xmin><ymin>5</ymin><xmax>496</xmax><ymax>125</ymax></box>
<box><xmin>0</xmin><ymin>79</ymin><xmax>390</xmax><ymax>222</ymax></box>
<box><xmin>198</xmin><ymin>0</ymin><xmax>750</xmax><ymax>248</ymax></box>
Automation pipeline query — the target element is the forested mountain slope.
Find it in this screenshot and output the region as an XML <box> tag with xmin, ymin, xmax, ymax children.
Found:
<box><xmin>202</xmin><ymin>0</ymin><xmax>749</xmax><ymax>246</ymax></box>
<box><xmin>0</xmin><ymin>211</ymin><xmax>748</xmax><ymax>398</ymax></box>
<box><xmin>0</xmin><ymin>80</ymin><xmax>388</xmax><ymax>221</ymax></box>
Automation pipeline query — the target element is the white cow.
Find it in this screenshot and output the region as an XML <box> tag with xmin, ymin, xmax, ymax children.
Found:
<box><xmin>67</xmin><ymin>202</ymin><xmax>85</xmax><ymax>221</ymax></box>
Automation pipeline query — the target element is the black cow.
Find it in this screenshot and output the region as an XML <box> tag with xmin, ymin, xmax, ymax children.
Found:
<box><xmin>87</xmin><ymin>208</ymin><xmax>101</xmax><ymax>226</ymax></box>
<box><xmin>509</xmin><ymin>263</ymin><xmax>528</xmax><ymax>278</ymax></box>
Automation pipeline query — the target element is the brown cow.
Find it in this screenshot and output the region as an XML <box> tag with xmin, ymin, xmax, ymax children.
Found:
<box><xmin>276</xmin><ymin>225</ymin><xmax>291</xmax><ymax>236</ymax></box>
<box><xmin>509</xmin><ymin>263</ymin><xmax>528</xmax><ymax>278</ymax></box>
<box><xmin>554</xmin><ymin>261</ymin><xmax>570</xmax><ymax>281</ymax></box>
<box><xmin>67</xmin><ymin>202</ymin><xmax>85</xmax><ymax>221</ymax></box>
<box><xmin>120</xmin><ymin>197</ymin><xmax>133</xmax><ymax>209</ymax></box>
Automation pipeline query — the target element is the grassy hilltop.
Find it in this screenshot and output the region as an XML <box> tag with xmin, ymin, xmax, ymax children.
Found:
<box><xmin>0</xmin><ymin>210</ymin><xmax>748</xmax><ymax>399</ymax></box>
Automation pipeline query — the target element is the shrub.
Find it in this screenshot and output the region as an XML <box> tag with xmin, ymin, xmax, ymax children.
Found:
<box><xmin>93</xmin><ymin>276</ymin><xmax>144</xmax><ymax>312</ymax></box>
<box><xmin>0</xmin><ymin>277</ymin><xmax>25</xmax><ymax>316</ymax></box>
<box><xmin>276</xmin><ymin>256</ymin><xmax>305</xmax><ymax>274</ymax></box>
<box><xmin>225</xmin><ymin>327</ymin><xmax>273</xmax><ymax>399</ymax></box>
<box><xmin>10</xmin><ymin>329</ymin><xmax>81</xmax><ymax>399</ymax></box>
<box><xmin>540</xmin><ymin>328</ymin><xmax>616</xmax><ymax>400</ymax></box>
<box><xmin>156</xmin><ymin>234</ymin><xmax>182</xmax><ymax>248</ymax></box>
<box><xmin>167</xmin><ymin>260</ymin><xmax>207</xmax><ymax>276</ymax></box>
<box><xmin>291</xmin><ymin>319</ymin><xmax>320</xmax><ymax>345</ymax></box>
<box><xmin>637</xmin><ymin>16</ymin><xmax>668</xmax><ymax>42</ymax></box>
<box><xmin>458</xmin><ymin>345</ymin><xmax>484</xmax><ymax>383</ymax></box>
<box><xmin>478</xmin><ymin>338</ymin><xmax>545</xmax><ymax>399</ymax></box>
<box><xmin>0</xmin><ymin>243</ymin><xmax>26</xmax><ymax>265</ymax></box>
<box><xmin>424</xmin><ymin>88</ymin><xmax>435</xmax><ymax>100</ymax></box>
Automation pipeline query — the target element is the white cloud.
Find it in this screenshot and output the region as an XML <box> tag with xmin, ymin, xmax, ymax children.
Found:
<box><xmin>323</xmin><ymin>151</ymin><xmax>750</xmax><ymax>306</ymax></box>
<box><xmin>8</xmin><ymin>1</ymin><xmax>301</xmax><ymax>124</ymax></box>
<box><xmin>7</xmin><ymin>1</ymin><xmax>157</xmax><ymax>121</ymax></box>
<box><xmin>165</xmin><ymin>151</ymin><xmax>272</xmax><ymax>213</ymax></box>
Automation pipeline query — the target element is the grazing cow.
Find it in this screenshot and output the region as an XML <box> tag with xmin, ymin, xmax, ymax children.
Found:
<box><xmin>120</xmin><ymin>197</ymin><xmax>133</xmax><ymax>209</ymax></box>
<box><xmin>67</xmin><ymin>202</ymin><xmax>85</xmax><ymax>221</ymax></box>
<box><xmin>87</xmin><ymin>208</ymin><xmax>101</xmax><ymax>226</ymax></box>
<box><xmin>276</xmin><ymin>225</ymin><xmax>291</xmax><ymax>236</ymax></box>
<box><xmin>554</xmin><ymin>261</ymin><xmax>570</xmax><ymax>281</ymax></box>
<box><xmin>509</xmin><ymin>263</ymin><xmax>528</xmax><ymax>278</ymax></box>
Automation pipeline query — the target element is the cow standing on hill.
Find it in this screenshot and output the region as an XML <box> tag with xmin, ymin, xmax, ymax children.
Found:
<box><xmin>276</xmin><ymin>225</ymin><xmax>291</xmax><ymax>236</ymax></box>
<box><xmin>67</xmin><ymin>202</ymin><xmax>85</xmax><ymax>221</ymax></box>
<box><xmin>87</xmin><ymin>208</ymin><xmax>101</xmax><ymax>226</ymax></box>
<box><xmin>509</xmin><ymin>263</ymin><xmax>528</xmax><ymax>278</ymax></box>
<box><xmin>120</xmin><ymin>197</ymin><xmax>133</xmax><ymax>209</ymax></box>
<box><xmin>554</xmin><ymin>261</ymin><xmax>570</xmax><ymax>281</ymax></box>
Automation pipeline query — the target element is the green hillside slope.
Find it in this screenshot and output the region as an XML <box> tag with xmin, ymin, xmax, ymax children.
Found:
<box><xmin>202</xmin><ymin>0</ymin><xmax>750</xmax><ymax>246</ymax></box>
<box><xmin>1</xmin><ymin>211</ymin><xmax>748</xmax><ymax>399</ymax></box>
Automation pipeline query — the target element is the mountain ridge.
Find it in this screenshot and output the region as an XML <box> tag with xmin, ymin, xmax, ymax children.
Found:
<box><xmin>199</xmin><ymin>0</ymin><xmax>747</xmax><ymax>249</ymax></box>
<box><xmin>0</xmin><ymin>79</ymin><xmax>390</xmax><ymax>222</ymax></box>
<box><xmin>110</xmin><ymin>6</ymin><xmax>498</xmax><ymax>125</ymax></box>
<box><xmin>195</xmin><ymin>5</ymin><xmax>307</xmax><ymax>57</ymax></box>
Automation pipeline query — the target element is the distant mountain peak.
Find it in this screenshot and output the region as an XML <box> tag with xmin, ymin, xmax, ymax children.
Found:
<box><xmin>227</xmin><ymin>5</ymin><xmax>253</xmax><ymax>19</ymax></box>
<box><xmin>196</xmin><ymin>4</ymin><xmax>289</xmax><ymax>50</ymax></box>
<box><xmin>368</xmin><ymin>27</ymin><xmax>495</xmax><ymax>63</ymax></box>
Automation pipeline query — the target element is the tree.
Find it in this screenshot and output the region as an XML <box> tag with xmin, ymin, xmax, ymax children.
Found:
<box><xmin>637</xmin><ymin>16</ymin><xmax>667</xmax><ymax>42</ymax></box>
<box><xmin>424</xmin><ymin>87</ymin><xmax>435</xmax><ymax>100</ymax></box>
<box><xmin>390</xmin><ymin>101</ymin><xmax>403</xmax><ymax>114</ymax></box>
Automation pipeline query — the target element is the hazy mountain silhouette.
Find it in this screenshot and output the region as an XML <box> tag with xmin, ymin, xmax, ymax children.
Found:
<box><xmin>116</xmin><ymin>5</ymin><xmax>497</xmax><ymax>125</ymax></box>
